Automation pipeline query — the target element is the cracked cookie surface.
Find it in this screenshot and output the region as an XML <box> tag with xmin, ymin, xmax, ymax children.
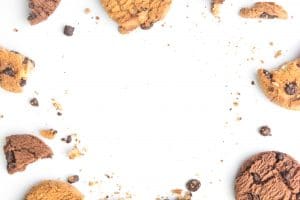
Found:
<box><xmin>28</xmin><ymin>0</ymin><xmax>61</xmax><ymax>25</ymax></box>
<box><xmin>235</xmin><ymin>151</ymin><xmax>300</xmax><ymax>200</ymax></box>
<box><xmin>0</xmin><ymin>48</ymin><xmax>34</xmax><ymax>93</ymax></box>
<box><xmin>211</xmin><ymin>0</ymin><xmax>224</xmax><ymax>16</ymax></box>
<box><xmin>26</xmin><ymin>180</ymin><xmax>83</xmax><ymax>200</ymax></box>
<box><xmin>240</xmin><ymin>2</ymin><xmax>288</xmax><ymax>19</ymax></box>
<box><xmin>258</xmin><ymin>59</ymin><xmax>300</xmax><ymax>110</ymax></box>
<box><xmin>100</xmin><ymin>0</ymin><xmax>172</xmax><ymax>33</ymax></box>
<box><xmin>4</xmin><ymin>134</ymin><xmax>53</xmax><ymax>174</ymax></box>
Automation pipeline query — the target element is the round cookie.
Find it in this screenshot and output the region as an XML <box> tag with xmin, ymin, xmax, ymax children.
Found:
<box><xmin>25</xmin><ymin>180</ymin><xmax>83</xmax><ymax>200</ymax></box>
<box><xmin>258</xmin><ymin>58</ymin><xmax>300</xmax><ymax>110</ymax></box>
<box><xmin>235</xmin><ymin>151</ymin><xmax>300</xmax><ymax>200</ymax></box>
<box><xmin>100</xmin><ymin>0</ymin><xmax>172</xmax><ymax>33</ymax></box>
<box><xmin>0</xmin><ymin>48</ymin><xmax>34</xmax><ymax>93</ymax></box>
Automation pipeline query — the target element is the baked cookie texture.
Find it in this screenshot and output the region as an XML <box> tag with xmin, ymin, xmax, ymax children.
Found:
<box><xmin>235</xmin><ymin>151</ymin><xmax>300</xmax><ymax>200</ymax></box>
<box><xmin>100</xmin><ymin>0</ymin><xmax>172</xmax><ymax>33</ymax></box>
<box><xmin>25</xmin><ymin>180</ymin><xmax>84</xmax><ymax>200</ymax></box>
<box><xmin>4</xmin><ymin>134</ymin><xmax>53</xmax><ymax>174</ymax></box>
<box><xmin>211</xmin><ymin>0</ymin><xmax>224</xmax><ymax>16</ymax></box>
<box><xmin>258</xmin><ymin>59</ymin><xmax>300</xmax><ymax>110</ymax></box>
<box><xmin>240</xmin><ymin>2</ymin><xmax>288</xmax><ymax>19</ymax></box>
<box><xmin>0</xmin><ymin>48</ymin><xmax>34</xmax><ymax>93</ymax></box>
<box><xmin>28</xmin><ymin>0</ymin><xmax>61</xmax><ymax>25</ymax></box>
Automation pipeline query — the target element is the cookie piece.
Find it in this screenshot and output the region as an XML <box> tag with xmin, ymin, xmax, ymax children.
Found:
<box><xmin>235</xmin><ymin>151</ymin><xmax>300</xmax><ymax>200</ymax></box>
<box><xmin>258</xmin><ymin>59</ymin><xmax>300</xmax><ymax>110</ymax></box>
<box><xmin>100</xmin><ymin>0</ymin><xmax>172</xmax><ymax>33</ymax></box>
<box><xmin>0</xmin><ymin>48</ymin><xmax>34</xmax><ymax>93</ymax></box>
<box><xmin>26</xmin><ymin>180</ymin><xmax>83</xmax><ymax>200</ymax></box>
<box><xmin>28</xmin><ymin>0</ymin><xmax>61</xmax><ymax>25</ymax></box>
<box><xmin>211</xmin><ymin>0</ymin><xmax>224</xmax><ymax>16</ymax></box>
<box><xmin>240</xmin><ymin>2</ymin><xmax>288</xmax><ymax>19</ymax></box>
<box><xmin>4</xmin><ymin>134</ymin><xmax>53</xmax><ymax>174</ymax></box>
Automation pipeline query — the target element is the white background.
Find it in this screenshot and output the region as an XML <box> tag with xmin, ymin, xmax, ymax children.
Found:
<box><xmin>0</xmin><ymin>0</ymin><xmax>300</xmax><ymax>199</ymax></box>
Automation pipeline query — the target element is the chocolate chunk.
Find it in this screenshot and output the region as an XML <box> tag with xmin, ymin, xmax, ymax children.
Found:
<box><xmin>247</xmin><ymin>193</ymin><xmax>260</xmax><ymax>200</ymax></box>
<box><xmin>19</xmin><ymin>78</ymin><xmax>27</xmax><ymax>87</ymax></box>
<box><xmin>280</xmin><ymin>170</ymin><xmax>291</xmax><ymax>182</ymax></box>
<box><xmin>23</xmin><ymin>57</ymin><xmax>29</xmax><ymax>64</ymax></box>
<box><xmin>263</xmin><ymin>70</ymin><xmax>272</xmax><ymax>80</ymax></box>
<box><xmin>296</xmin><ymin>193</ymin><xmax>300</xmax><ymax>200</ymax></box>
<box><xmin>62</xmin><ymin>135</ymin><xmax>72</xmax><ymax>143</ymax></box>
<box><xmin>285</xmin><ymin>82</ymin><xmax>297</xmax><ymax>95</ymax></box>
<box><xmin>2</xmin><ymin>67</ymin><xmax>16</xmax><ymax>77</ymax></box>
<box><xmin>251</xmin><ymin>173</ymin><xmax>261</xmax><ymax>184</ymax></box>
<box><xmin>186</xmin><ymin>179</ymin><xmax>201</xmax><ymax>192</ymax></box>
<box><xmin>260</xmin><ymin>12</ymin><xmax>277</xmax><ymax>19</ymax></box>
<box><xmin>259</xmin><ymin>126</ymin><xmax>271</xmax><ymax>136</ymax></box>
<box><xmin>276</xmin><ymin>152</ymin><xmax>284</xmax><ymax>161</ymax></box>
<box><xmin>140</xmin><ymin>22</ymin><xmax>154</xmax><ymax>30</ymax></box>
<box><xmin>67</xmin><ymin>175</ymin><xmax>79</xmax><ymax>184</ymax></box>
<box><xmin>63</xmin><ymin>25</ymin><xmax>75</xmax><ymax>36</ymax></box>
<box><xmin>30</xmin><ymin>98</ymin><xmax>39</xmax><ymax>107</ymax></box>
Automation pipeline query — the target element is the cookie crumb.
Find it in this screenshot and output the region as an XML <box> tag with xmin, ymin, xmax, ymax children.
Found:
<box><xmin>186</xmin><ymin>179</ymin><xmax>201</xmax><ymax>192</ymax></box>
<box><xmin>84</xmin><ymin>8</ymin><xmax>91</xmax><ymax>14</ymax></box>
<box><xmin>68</xmin><ymin>146</ymin><xmax>84</xmax><ymax>159</ymax></box>
<box><xmin>67</xmin><ymin>175</ymin><xmax>79</xmax><ymax>184</ymax></box>
<box><xmin>40</xmin><ymin>129</ymin><xmax>57</xmax><ymax>139</ymax></box>
<box><xmin>63</xmin><ymin>25</ymin><xmax>75</xmax><ymax>36</ymax></box>
<box><xmin>240</xmin><ymin>2</ymin><xmax>288</xmax><ymax>19</ymax></box>
<box><xmin>274</xmin><ymin>50</ymin><xmax>282</xmax><ymax>58</ymax></box>
<box><xmin>13</xmin><ymin>28</ymin><xmax>19</xmax><ymax>32</ymax></box>
<box><xmin>259</xmin><ymin>126</ymin><xmax>271</xmax><ymax>136</ymax></box>
<box><xmin>251</xmin><ymin>80</ymin><xmax>255</xmax><ymax>85</ymax></box>
<box><xmin>29</xmin><ymin>98</ymin><xmax>39</xmax><ymax>107</ymax></box>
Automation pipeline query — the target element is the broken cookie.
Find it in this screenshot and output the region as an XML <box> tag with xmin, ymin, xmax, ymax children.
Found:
<box><xmin>240</xmin><ymin>2</ymin><xmax>288</xmax><ymax>19</ymax></box>
<box><xmin>100</xmin><ymin>0</ymin><xmax>172</xmax><ymax>33</ymax></box>
<box><xmin>211</xmin><ymin>0</ymin><xmax>224</xmax><ymax>16</ymax></box>
<box><xmin>28</xmin><ymin>0</ymin><xmax>61</xmax><ymax>25</ymax></box>
<box><xmin>4</xmin><ymin>134</ymin><xmax>53</xmax><ymax>174</ymax></box>
<box><xmin>258</xmin><ymin>58</ymin><xmax>300</xmax><ymax>110</ymax></box>
<box><xmin>0</xmin><ymin>48</ymin><xmax>34</xmax><ymax>93</ymax></box>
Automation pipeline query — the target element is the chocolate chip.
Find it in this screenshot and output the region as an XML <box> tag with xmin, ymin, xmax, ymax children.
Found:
<box><xmin>276</xmin><ymin>152</ymin><xmax>284</xmax><ymax>162</ymax></box>
<box><xmin>63</xmin><ymin>25</ymin><xmax>75</xmax><ymax>36</ymax></box>
<box><xmin>280</xmin><ymin>170</ymin><xmax>291</xmax><ymax>182</ymax></box>
<box><xmin>251</xmin><ymin>173</ymin><xmax>261</xmax><ymax>184</ymax></box>
<box><xmin>23</xmin><ymin>57</ymin><xmax>29</xmax><ymax>64</ymax></box>
<box><xmin>247</xmin><ymin>193</ymin><xmax>260</xmax><ymax>200</ymax></box>
<box><xmin>140</xmin><ymin>22</ymin><xmax>154</xmax><ymax>30</ymax></box>
<box><xmin>251</xmin><ymin>81</ymin><xmax>255</xmax><ymax>85</ymax></box>
<box><xmin>259</xmin><ymin>126</ymin><xmax>271</xmax><ymax>136</ymax></box>
<box><xmin>29</xmin><ymin>98</ymin><xmax>39</xmax><ymax>107</ymax></box>
<box><xmin>62</xmin><ymin>135</ymin><xmax>72</xmax><ymax>143</ymax></box>
<box><xmin>57</xmin><ymin>112</ymin><xmax>62</xmax><ymax>116</ymax></box>
<box><xmin>67</xmin><ymin>175</ymin><xmax>79</xmax><ymax>184</ymax></box>
<box><xmin>260</xmin><ymin>12</ymin><xmax>277</xmax><ymax>19</ymax></box>
<box><xmin>19</xmin><ymin>78</ymin><xmax>27</xmax><ymax>87</ymax></box>
<box><xmin>6</xmin><ymin>151</ymin><xmax>16</xmax><ymax>169</ymax></box>
<box><xmin>186</xmin><ymin>179</ymin><xmax>201</xmax><ymax>192</ymax></box>
<box><xmin>297</xmin><ymin>63</ymin><xmax>300</xmax><ymax>68</ymax></box>
<box><xmin>263</xmin><ymin>70</ymin><xmax>272</xmax><ymax>80</ymax></box>
<box><xmin>285</xmin><ymin>82</ymin><xmax>297</xmax><ymax>95</ymax></box>
<box><xmin>28</xmin><ymin>13</ymin><xmax>37</xmax><ymax>20</ymax></box>
<box><xmin>296</xmin><ymin>193</ymin><xmax>300</xmax><ymax>200</ymax></box>
<box><xmin>1</xmin><ymin>67</ymin><xmax>16</xmax><ymax>77</ymax></box>
<box><xmin>268</xmin><ymin>87</ymin><xmax>274</xmax><ymax>92</ymax></box>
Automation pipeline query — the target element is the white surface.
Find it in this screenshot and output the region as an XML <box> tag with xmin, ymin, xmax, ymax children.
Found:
<box><xmin>0</xmin><ymin>0</ymin><xmax>300</xmax><ymax>199</ymax></box>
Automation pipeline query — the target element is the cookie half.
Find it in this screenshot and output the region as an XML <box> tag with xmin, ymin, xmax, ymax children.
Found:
<box><xmin>235</xmin><ymin>151</ymin><xmax>300</xmax><ymax>200</ymax></box>
<box><xmin>258</xmin><ymin>59</ymin><xmax>300</xmax><ymax>110</ymax></box>
<box><xmin>28</xmin><ymin>0</ymin><xmax>61</xmax><ymax>25</ymax></box>
<box><xmin>26</xmin><ymin>180</ymin><xmax>83</xmax><ymax>200</ymax></box>
<box><xmin>211</xmin><ymin>0</ymin><xmax>224</xmax><ymax>16</ymax></box>
<box><xmin>4</xmin><ymin>134</ymin><xmax>53</xmax><ymax>174</ymax></box>
<box><xmin>0</xmin><ymin>48</ymin><xmax>34</xmax><ymax>93</ymax></box>
<box><xmin>240</xmin><ymin>2</ymin><xmax>288</xmax><ymax>19</ymax></box>
<box><xmin>100</xmin><ymin>0</ymin><xmax>172</xmax><ymax>33</ymax></box>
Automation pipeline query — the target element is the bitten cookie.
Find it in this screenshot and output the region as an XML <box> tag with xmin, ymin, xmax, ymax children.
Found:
<box><xmin>4</xmin><ymin>134</ymin><xmax>53</xmax><ymax>174</ymax></box>
<box><xmin>211</xmin><ymin>0</ymin><xmax>224</xmax><ymax>16</ymax></box>
<box><xmin>240</xmin><ymin>2</ymin><xmax>288</xmax><ymax>19</ymax></box>
<box><xmin>235</xmin><ymin>151</ymin><xmax>300</xmax><ymax>200</ymax></box>
<box><xmin>100</xmin><ymin>0</ymin><xmax>172</xmax><ymax>33</ymax></box>
<box><xmin>258</xmin><ymin>59</ymin><xmax>300</xmax><ymax>110</ymax></box>
<box><xmin>25</xmin><ymin>180</ymin><xmax>83</xmax><ymax>200</ymax></box>
<box><xmin>0</xmin><ymin>48</ymin><xmax>34</xmax><ymax>93</ymax></box>
<box><xmin>28</xmin><ymin>0</ymin><xmax>61</xmax><ymax>25</ymax></box>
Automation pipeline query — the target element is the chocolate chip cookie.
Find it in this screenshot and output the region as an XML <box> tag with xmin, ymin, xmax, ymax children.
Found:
<box><xmin>0</xmin><ymin>48</ymin><xmax>34</xmax><ymax>93</ymax></box>
<box><xmin>28</xmin><ymin>0</ymin><xmax>61</xmax><ymax>25</ymax></box>
<box><xmin>100</xmin><ymin>0</ymin><xmax>172</xmax><ymax>33</ymax></box>
<box><xmin>25</xmin><ymin>180</ymin><xmax>83</xmax><ymax>200</ymax></box>
<box><xmin>211</xmin><ymin>0</ymin><xmax>224</xmax><ymax>16</ymax></box>
<box><xmin>240</xmin><ymin>2</ymin><xmax>288</xmax><ymax>19</ymax></box>
<box><xmin>258</xmin><ymin>58</ymin><xmax>300</xmax><ymax>110</ymax></box>
<box><xmin>235</xmin><ymin>151</ymin><xmax>300</xmax><ymax>200</ymax></box>
<box><xmin>4</xmin><ymin>134</ymin><xmax>53</xmax><ymax>174</ymax></box>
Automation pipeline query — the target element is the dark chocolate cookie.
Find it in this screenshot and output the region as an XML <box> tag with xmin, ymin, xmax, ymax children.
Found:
<box><xmin>4</xmin><ymin>134</ymin><xmax>53</xmax><ymax>174</ymax></box>
<box><xmin>235</xmin><ymin>151</ymin><xmax>300</xmax><ymax>200</ymax></box>
<box><xmin>28</xmin><ymin>0</ymin><xmax>61</xmax><ymax>25</ymax></box>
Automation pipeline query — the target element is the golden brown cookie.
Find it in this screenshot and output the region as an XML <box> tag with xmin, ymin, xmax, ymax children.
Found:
<box><xmin>28</xmin><ymin>0</ymin><xmax>61</xmax><ymax>25</ymax></box>
<box><xmin>25</xmin><ymin>180</ymin><xmax>84</xmax><ymax>200</ymax></box>
<box><xmin>0</xmin><ymin>48</ymin><xmax>34</xmax><ymax>93</ymax></box>
<box><xmin>211</xmin><ymin>0</ymin><xmax>224</xmax><ymax>16</ymax></box>
<box><xmin>240</xmin><ymin>2</ymin><xmax>288</xmax><ymax>19</ymax></box>
<box><xmin>100</xmin><ymin>0</ymin><xmax>172</xmax><ymax>33</ymax></box>
<box><xmin>258</xmin><ymin>58</ymin><xmax>300</xmax><ymax>110</ymax></box>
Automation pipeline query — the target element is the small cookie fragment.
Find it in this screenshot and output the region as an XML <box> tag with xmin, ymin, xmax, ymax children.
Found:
<box><xmin>211</xmin><ymin>0</ymin><xmax>224</xmax><ymax>16</ymax></box>
<box><xmin>258</xmin><ymin>58</ymin><xmax>300</xmax><ymax>110</ymax></box>
<box><xmin>28</xmin><ymin>0</ymin><xmax>61</xmax><ymax>25</ymax></box>
<box><xmin>64</xmin><ymin>25</ymin><xmax>75</xmax><ymax>36</ymax></box>
<box><xmin>4</xmin><ymin>134</ymin><xmax>53</xmax><ymax>174</ymax></box>
<box><xmin>235</xmin><ymin>151</ymin><xmax>300</xmax><ymax>200</ymax></box>
<box><xmin>100</xmin><ymin>0</ymin><xmax>172</xmax><ymax>33</ymax></box>
<box><xmin>40</xmin><ymin>129</ymin><xmax>57</xmax><ymax>139</ymax></box>
<box><xmin>68</xmin><ymin>146</ymin><xmax>84</xmax><ymax>159</ymax></box>
<box><xmin>0</xmin><ymin>48</ymin><xmax>34</xmax><ymax>93</ymax></box>
<box><xmin>25</xmin><ymin>180</ymin><xmax>83</xmax><ymax>200</ymax></box>
<box><xmin>240</xmin><ymin>2</ymin><xmax>288</xmax><ymax>19</ymax></box>
<box><xmin>67</xmin><ymin>175</ymin><xmax>79</xmax><ymax>184</ymax></box>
